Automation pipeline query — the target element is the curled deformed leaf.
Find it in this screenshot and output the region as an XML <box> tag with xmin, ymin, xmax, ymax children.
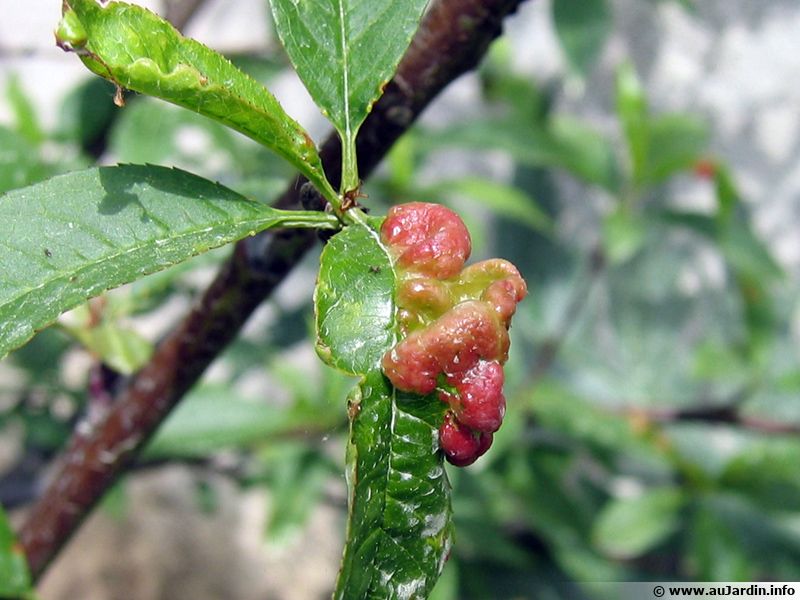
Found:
<box><xmin>314</xmin><ymin>219</ymin><xmax>395</xmax><ymax>375</ymax></box>
<box><xmin>335</xmin><ymin>371</ymin><xmax>453</xmax><ymax>599</ymax></box>
<box><xmin>56</xmin><ymin>0</ymin><xmax>336</xmax><ymax>202</ymax></box>
<box><xmin>315</xmin><ymin>221</ymin><xmax>453</xmax><ymax>597</ymax></box>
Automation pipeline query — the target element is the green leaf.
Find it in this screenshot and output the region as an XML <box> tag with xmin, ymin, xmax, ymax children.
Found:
<box><xmin>268</xmin><ymin>0</ymin><xmax>429</xmax><ymax>191</ymax></box>
<box><xmin>0</xmin><ymin>126</ymin><xmax>49</xmax><ymax>194</ymax></box>
<box><xmin>56</xmin><ymin>0</ymin><xmax>336</xmax><ymax>202</ymax></box>
<box><xmin>644</xmin><ymin>114</ymin><xmax>709</xmax><ymax>184</ymax></box>
<box><xmin>315</xmin><ymin>219</ymin><xmax>452</xmax><ymax>596</ymax></box>
<box><xmin>421</xmin><ymin>117</ymin><xmax>619</xmax><ymax>192</ymax></box>
<box><xmin>57</xmin><ymin>77</ymin><xmax>119</xmax><ymax>149</ymax></box>
<box><xmin>59</xmin><ymin>315</ymin><xmax>153</xmax><ymax>375</ymax></box>
<box><xmin>0</xmin><ymin>504</ymin><xmax>32</xmax><ymax>597</ymax></box>
<box><xmin>335</xmin><ymin>371</ymin><xmax>453</xmax><ymax>599</ymax></box>
<box><xmin>602</xmin><ymin>207</ymin><xmax>646</xmax><ymax>264</ymax></box>
<box><xmin>688</xmin><ymin>500</ymin><xmax>752</xmax><ymax>580</ymax></box>
<box><xmin>713</xmin><ymin>163</ymin><xmax>739</xmax><ymax>222</ymax></box>
<box><xmin>314</xmin><ymin>220</ymin><xmax>395</xmax><ymax>375</ymax></box>
<box><xmin>552</xmin><ymin>0</ymin><xmax>611</xmax><ymax>77</ymax></box>
<box><xmin>144</xmin><ymin>385</ymin><xmax>337</xmax><ymax>458</ymax></box>
<box><xmin>720</xmin><ymin>439</ymin><xmax>800</xmax><ymax>512</ymax></box>
<box><xmin>262</xmin><ymin>445</ymin><xmax>335</xmax><ymax>544</ymax></box>
<box><xmin>0</xmin><ymin>165</ymin><xmax>339</xmax><ymax>360</ymax></box>
<box><xmin>593</xmin><ymin>487</ymin><xmax>685</xmax><ymax>558</ymax></box>
<box><xmin>548</xmin><ymin>116</ymin><xmax>620</xmax><ymax>191</ymax></box>
<box><xmin>615</xmin><ymin>62</ymin><xmax>648</xmax><ymax>184</ymax></box>
<box><xmin>6</xmin><ymin>74</ymin><xmax>44</xmax><ymax>145</ymax></box>
<box><xmin>433</xmin><ymin>177</ymin><xmax>553</xmax><ymax>234</ymax></box>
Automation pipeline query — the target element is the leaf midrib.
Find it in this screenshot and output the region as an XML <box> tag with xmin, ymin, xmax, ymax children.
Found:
<box><xmin>336</xmin><ymin>0</ymin><xmax>352</xmax><ymax>144</ymax></box>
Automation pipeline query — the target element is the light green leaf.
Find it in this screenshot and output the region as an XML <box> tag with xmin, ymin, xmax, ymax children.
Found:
<box><xmin>0</xmin><ymin>505</ymin><xmax>32</xmax><ymax>597</ymax></box>
<box><xmin>57</xmin><ymin>0</ymin><xmax>336</xmax><ymax>202</ymax></box>
<box><xmin>420</xmin><ymin>117</ymin><xmax>619</xmax><ymax>192</ymax></box>
<box><xmin>335</xmin><ymin>371</ymin><xmax>453</xmax><ymax>599</ymax></box>
<box><xmin>0</xmin><ymin>126</ymin><xmax>49</xmax><ymax>194</ymax></box>
<box><xmin>0</xmin><ymin>165</ymin><xmax>339</xmax><ymax>360</ymax></box>
<box><xmin>144</xmin><ymin>385</ymin><xmax>339</xmax><ymax>458</ymax></box>
<box><xmin>552</xmin><ymin>0</ymin><xmax>611</xmax><ymax>77</ymax></box>
<box><xmin>593</xmin><ymin>487</ymin><xmax>685</xmax><ymax>558</ymax></box>
<box><xmin>433</xmin><ymin>177</ymin><xmax>553</xmax><ymax>234</ymax></box>
<box><xmin>314</xmin><ymin>219</ymin><xmax>395</xmax><ymax>375</ymax></box>
<box><xmin>6</xmin><ymin>74</ymin><xmax>44</xmax><ymax>145</ymax></box>
<box><xmin>268</xmin><ymin>0</ymin><xmax>429</xmax><ymax>191</ymax></box>
<box><xmin>644</xmin><ymin>114</ymin><xmax>709</xmax><ymax>184</ymax></box>
<box><xmin>548</xmin><ymin>116</ymin><xmax>620</xmax><ymax>191</ymax></box>
<box><xmin>262</xmin><ymin>445</ymin><xmax>335</xmax><ymax>544</ymax></box>
<box><xmin>602</xmin><ymin>207</ymin><xmax>647</xmax><ymax>264</ymax></box>
<box><xmin>59</xmin><ymin>315</ymin><xmax>153</xmax><ymax>375</ymax></box>
<box><xmin>616</xmin><ymin>62</ymin><xmax>648</xmax><ymax>184</ymax></box>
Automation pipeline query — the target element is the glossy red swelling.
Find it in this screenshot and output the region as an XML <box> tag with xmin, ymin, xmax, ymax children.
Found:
<box><xmin>380</xmin><ymin>202</ymin><xmax>526</xmax><ymax>467</ymax></box>
<box><xmin>381</xmin><ymin>301</ymin><xmax>509</xmax><ymax>395</ymax></box>
<box><xmin>381</xmin><ymin>202</ymin><xmax>471</xmax><ymax>279</ymax></box>
<box><xmin>446</xmin><ymin>360</ymin><xmax>506</xmax><ymax>433</ymax></box>
<box><xmin>439</xmin><ymin>413</ymin><xmax>493</xmax><ymax>467</ymax></box>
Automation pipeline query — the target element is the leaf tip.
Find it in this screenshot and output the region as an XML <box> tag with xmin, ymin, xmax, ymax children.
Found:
<box><xmin>55</xmin><ymin>7</ymin><xmax>87</xmax><ymax>51</ymax></box>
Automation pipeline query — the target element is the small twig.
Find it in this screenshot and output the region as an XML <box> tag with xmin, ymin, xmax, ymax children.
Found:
<box><xmin>623</xmin><ymin>402</ymin><xmax>800</xmax><ymax>435</ymax></box>
<box><xmin>19</xmin><ymin>0</ymin><xmax>528</xmax><ymax>580</ymax></box>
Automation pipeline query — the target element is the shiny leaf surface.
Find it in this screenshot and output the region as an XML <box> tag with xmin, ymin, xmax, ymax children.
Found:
<box><xmin>57</xmin><ymin>0</ymin><xmax>336</xmax><ymax>201</ymax></box>
<box><xmin>0</xmin><ymin>165</ymin><xmax>338</xmax><ymax>359</ymax></box>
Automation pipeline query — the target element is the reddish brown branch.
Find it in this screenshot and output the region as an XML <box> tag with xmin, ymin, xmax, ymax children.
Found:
<box><xmin>626</xmin><ymin>403</ymin><xmax>800</xmax><ymax>435</ymax></box>
<box><xmin>19</xmin><ymin>0</ymin><xmax>527</xmax><ymax>581</ymax></box>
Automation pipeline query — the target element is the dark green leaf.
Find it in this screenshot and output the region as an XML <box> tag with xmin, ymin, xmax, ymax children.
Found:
<box><xmin>269</xmin><ymin>0</ymin><xmax>429</xmax><ymax>187</ymax></box>
<box><xmin>719</xmin><ymin>218</ymin><xmax>783</xmax><ymax>282</ymax></box>
<box><xmin>0</xmin><ymin>505</ymin><xmax>32</xmax><ymax>597</ymax></box>
<box><xmin>57</xmin><ymin>0</ymin><xmax>336</xmax><ymax>201</ymax></box>
<box><xmin>696</xmin><ymin>493</ymin><xmax>800</xmax><ymax>580</ymax></box>
<box><xmin>315</xmin><ymin>219</ymin><xmax>452</xmax><ymax>595</ymax></box>
<box><xmin>552</xmin><ymin>0</ymin><xmax>611</xmax><ymax>77</ymax></box>
<box><xmin>687</xmin><ymin>499</ymin><xmax>752</xmax><ymax>580</ymax></box>
<box><xmin>57</xmin><ymin>77</ymin><xmax>119</xmax><ymax>148</ymax></box>
<box><xmin>314</xmin><ymin>219</ymin><xmax>395</xmax><ymax>375</ymax></box>
<box><xmin>0</xmin><ymin>165</ymin><xmax>339</xmax><ymax>360</ymax></box>
<box><xmin>335</xmin><ymin>371</ymin><xmax>453</xmax><ymax>599</ymax></box>
<box><xmin>593</xmin><ymin>487</ymin><xmax>685</xmax><ymax>558</ymax></box>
